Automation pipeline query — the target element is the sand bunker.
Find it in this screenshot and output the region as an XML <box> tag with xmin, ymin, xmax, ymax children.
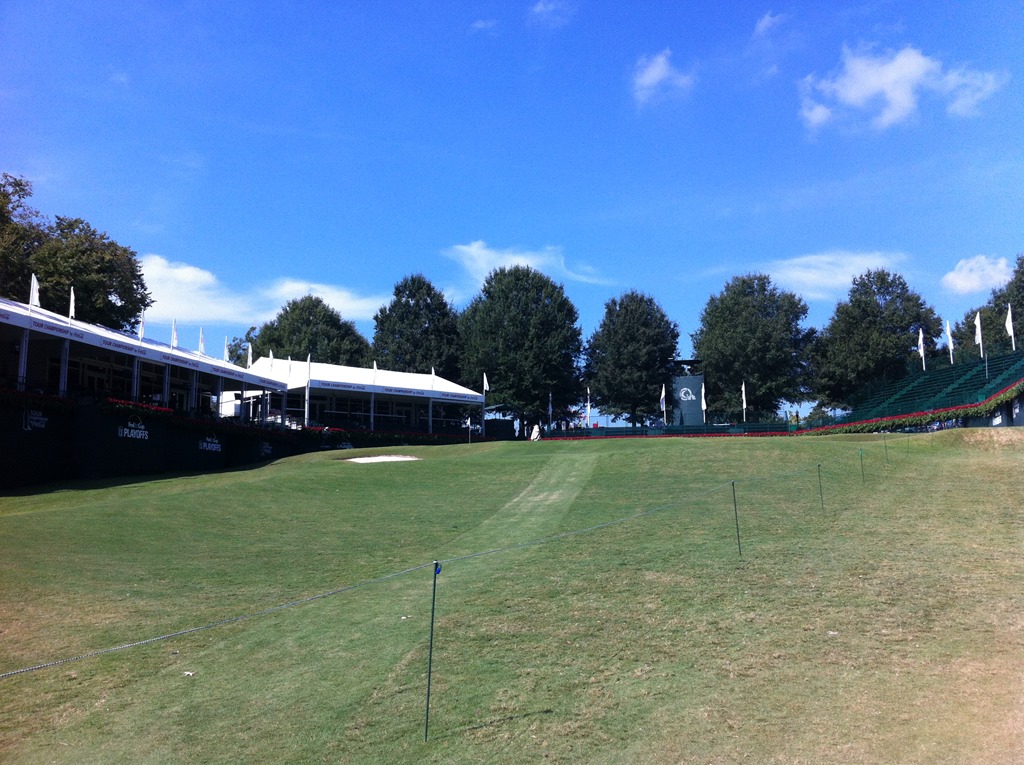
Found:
<box><xmin>345</xmin><ymin>455</ymin><xmax>421</xmax><ymax>463</ymax></box>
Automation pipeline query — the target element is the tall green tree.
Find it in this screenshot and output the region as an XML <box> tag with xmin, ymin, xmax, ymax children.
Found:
<box><xmin>813</xmin><ymin>270</ymin><xmax>941</xmax><ymax>408</ymax></box>
<box><xmin>0</xmin><ymin>174</ymin><xmax>152</xmax><ymax>332</ymax></box>
<box><xmin>372</xmin><ymin>274</ymin><xmax>460</xmax><ymax>379</ymax></box>
<box><xmin>459</xmin><ymin>265</ymin><xmax>582</xmax><ymax>428</ymax></box>
<box><xmin>240</xmin><ymin>295</ymin><xmax>370</xmax><ymax>367</ymax></box>
<box><xmin>0</xmin><ymin>173</ymin><xmax>46</xmax><ymax>300</ymax></box>
<box><xmin>32</xmin><ymin>217</ymin><xmax>152</xmax><ymax>331</ymax></box>
<box><xmin>584</xmin><ymin>290</ymin><xmax>679</xmax><ymax>426</ymax></box>
<box><xmin>951</xmin><ymin>253</ymin><xmax>1024</xmax><ymax>360</ymax></box>
<box><xmin>692</xmin><ymin>273</ymin><xmax>814</xmax><ymax>417</ymax></box>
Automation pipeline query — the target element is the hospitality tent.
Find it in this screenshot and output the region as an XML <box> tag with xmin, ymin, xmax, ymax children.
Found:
<box><xmin>247</xmin><ymin>356</ymin><xmax>484</xmax><ymax>433</ymax></box>
<box><xmin>0</xmin><ymin>296</ymin><xmax>287</xmax><ymax>421</ymax></box>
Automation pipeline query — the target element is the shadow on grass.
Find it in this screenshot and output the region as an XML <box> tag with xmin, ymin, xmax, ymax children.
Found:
<box><xmin>0</xmin><ymin>458</ymin><xmax>279</xmax><ymax>498</ymax></box>
<box><xmin>432</xmin><ymin>708</ymin><xmax>555</xmax><ymax>740</ymax></box>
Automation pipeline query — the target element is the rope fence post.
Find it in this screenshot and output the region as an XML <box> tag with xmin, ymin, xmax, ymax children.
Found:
<box><xmin>731</xmin><ymin>481</ymin><xmax>742</xmax><ymax>557</ymax></box>
<box><xmin>817</xmin><ymin>464</ymin><xmax>825</xmax><ymax>512</ymax></box>
<box><xmin>424</xmin><ymin>560</ymin><xmax>442</xmax><ymax>742</ymax></box>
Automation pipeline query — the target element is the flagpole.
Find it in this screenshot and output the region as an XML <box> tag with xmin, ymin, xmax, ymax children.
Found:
<box><xmin>1007</xmin><ymin>304</ymin><xmax>1016</xmax><ymax>352</ymax></box>
<box><xmin>975</xmin><ymin>311</ymin><xmax>987</xmax><ymax>379</ymax></box>
<box><xmin>482</xmin><ymin>373</ymin><xmax>489</xmax><ymax>437</ymax></box>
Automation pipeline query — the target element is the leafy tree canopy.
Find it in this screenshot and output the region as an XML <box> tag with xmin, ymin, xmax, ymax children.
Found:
<box><xmin>585</xmin><ymin>290</ymin><xmax>679</xmax><ymax>426</ymax></box>
<box><xmin>1</xmin><ymin>174</ymin><xmax>151</xmax><ymax>331</ymax></box>
<box><xmin>236</xmin><ymin>295</ymin><xmax>370</xmax><ymax>367</ymax></box>
<box><xmin>813</xmin><ymin>269</ymin><xmax>941</xmax><ymax>408</ymax></box>
<box><xmin>459</xmin><ymin>265</ymin><xmax>582</xmax><ymax>426</ymax></box>
<box><xmin>691</xmin><ymin>273</ymin><xmax>814</xmax><ymax>417</ymax></box>
<box><xmin>372</xmin><ymin>274</ymin><xmax>460</xmax><ymax>379</ymax></box>
<box><xmin>951</xmin><ymin>253</ymin><xmax>1024</xmax><ymax>360</ymax></box>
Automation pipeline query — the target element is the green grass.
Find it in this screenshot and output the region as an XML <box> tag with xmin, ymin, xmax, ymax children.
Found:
<box><xmin>2</xmin><ymin>431</ymin><xmax>1023</xmax><ymax>763</ymax></box>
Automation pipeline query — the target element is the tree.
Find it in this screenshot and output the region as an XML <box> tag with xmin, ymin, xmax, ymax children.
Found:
<box><xmin>242</xmin><ymin>295</ymin><xmax>370</xmax><ymax>366</ymax></box>
<box><xmin>459</xmin><ymin>265</ymin><xmax>582</xmax><ymax>429</ymax></box>
<box><xmin>951</xmin><ymin>253</ymin><xmax>1024</xmax><ymax>359</ymax></box>
<box><xmin>372</xmin><ymin>274</ymin><xmax>460</xmax><ymax>379</ymax></box>
<box><xmin>31</xmin><ymin>217</ymin><xmax>152</xmax><ymax>331</ymax></box>
<box><xmin>813</xmin><ymin>270</ymin><xmax>941</xmax><ymax>408</ymax></box>
<box><xmin>691</xmin><ymin>273</ymin><xmax>814</xmax><ymax>417</ymax></box>
<box><xmin>0</xmin><ymin>173</ymin><xmax>46</xmax><ymax>300</ymax></box>
<box><xmin>1</xmin><ymin>174</ymin><xmax>152</xmax><ymax>332</ymax></box>
<box><xmin>227</xmin><ymin>328</ymin><xmax>258</xmax><ymax>367</ymax></box>
<box><xmin>584</xmin><ymin>290</ymin><xmax>679</xmax><ymax>426</ymax></box>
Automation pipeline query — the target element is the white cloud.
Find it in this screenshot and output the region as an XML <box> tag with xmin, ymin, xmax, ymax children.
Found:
<box><xmin>940</xmin><ymin>67</ymin><xmax>1009</xmax><ymax>116</ymax></box>
<box><xmin>442</xmin><ymin>240</ymin><xmax>609</xmax><ymax>301</ymax></box>
<box><xmin>633</xmin><ymin>49</ymin><xmax>695</xmax><ymax>106</ymax></box>
<box><xmin>753</xmin><ymin>11</ymin><xmax>785</xmax><ymax>38</ymax></box>
<box><xmin>940</xmin><ymin>254</ymin><xmax>1012</xmax><ymax>295</ymax></box>
<box><xmin>528</xmin><ymin>1</ymin><xmax>576</xmax><ymax>29</ymax></box>
<box><xmin>801</xmin><ymin>45</ymin><xmax>1007</xmax><ymax>130</ymax></box>
<box><xmin>469</xmin><ymin>19</ymin><xmax>498</xmax><ymax>34</ymax></box>
<box><xmin>263</xmin><ymin>278</ymin><xmax>389</xmax><ymax>320</ymax></box>
<box><xmin>768</xmin><ymin>250</ymin><xmax>907</xmax><ymax>300</ymax></box>
<box><xmin>140</xmin><ymin>254</ymin><xmax>388</xmax><ymax>326</ymax></box>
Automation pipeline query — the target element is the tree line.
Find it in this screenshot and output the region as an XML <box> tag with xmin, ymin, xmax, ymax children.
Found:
<box><xmin>3</xmin><ymin>173</ymin><xmax>1021</xmax><ymax>427</ymax></box>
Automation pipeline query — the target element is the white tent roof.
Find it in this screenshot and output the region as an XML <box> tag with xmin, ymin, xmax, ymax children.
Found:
<box><xmin>249</xmin><ymin>356</ymin><xmax>484</xmax><ymax>404</ymax></box>
<box><xmin>0</xmin><ymin>296</ymin><xmax>287</xmax><ymax>391</ymax></box>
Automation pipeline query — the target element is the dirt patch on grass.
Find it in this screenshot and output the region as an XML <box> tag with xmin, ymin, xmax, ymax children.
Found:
<box><xmin>959</xmin><ymin>428</ymin><xmax>1024</xmax><ymax>450</ymax></box>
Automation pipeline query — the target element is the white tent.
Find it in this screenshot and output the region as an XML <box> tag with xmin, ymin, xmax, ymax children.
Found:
<box><xmin>248</xmin><ymin>356</ymin><xmax>483</xmax><ymax>432</ymax></box>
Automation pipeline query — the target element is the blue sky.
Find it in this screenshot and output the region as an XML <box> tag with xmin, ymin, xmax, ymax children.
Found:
<box><xmin>2</xmin><ymin>1</ymin><xmax>1022</xmax><ymax>360</ymax></box>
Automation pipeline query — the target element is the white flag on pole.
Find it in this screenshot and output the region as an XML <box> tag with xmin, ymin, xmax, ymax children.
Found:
<box><xmin>483</xmin><ymin>372</ymin><xmax>489</xmax><ymax>392</ymax></box>
<box><xmin>199</xmin><ymin>327</ymin><xmax>206</xmax><ymax>355</ymax></box>
<box><xmin>69</xmin><ymin>286</ymin><xmax>75</xmax><ymax>320</ymax></box>
<box><xmin>1006</xmin><ymin>304</ymin><xmax>1016</xmax><ymax>351</ymax></box>
<box><xmin>701</xmin><ymin>381</ymin><xmax>707</xmax><ymax>424</ymax></box>
<box><xmin>223</xmin><ymin>336</ymin><xmax>229</xmax><ymax>362</ymax></box>
<box><xmin>29</xmin><ymin>273</ymin><xmax>40</xmax><ymax>307</ymax></box>
<box><xmin>974</xmin><ymin>311</ymin><xmax>984</xmax><ymax>358</ymax></box>
<box><xmin>171</xmin><ymin>319</ymin><xmax>178</xmax><ymax>348</ymax></box>
<box><xmin>918</xmin><ymin>327</ymin><xmax>926</xmax><ymax>370</ymax></box>
<box><xmin>945</xmin><ymin>320</ymin><xmax>954</xmax><ymax>364</ymax></box>
<box><xmin>247</xmin><ymin>342</ymin><xmax>253</xmax><ymax>368</ymax></box>
<box><xmin>138</xmin><ymin>312</ymin><xmax>145</xmax><ymax>341</ymax></box>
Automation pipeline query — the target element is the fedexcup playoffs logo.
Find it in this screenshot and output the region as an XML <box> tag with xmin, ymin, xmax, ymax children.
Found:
<box><xmin>679</xmin><ymin>387</ymin><xmax>697</xmax><ymax>401</ymax></box>
<box><xmin>118</xmin><ymin>415</ymin><xmax>149</xmax><ymax>440</ymax></box>
<box><xmin>199</xmin><ymin>433</ymin><xmax>222</xmax><ymax>452</ymax></box>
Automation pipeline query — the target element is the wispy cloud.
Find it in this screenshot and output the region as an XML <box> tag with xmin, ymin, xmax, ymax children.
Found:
<box><xmin>527</xmin><ymin>0</ymin><xmax>576</xmax><ymax>29</ymax></box>
<box><xmin>768</xmin><ymin>250</ymin><xmax>907</xmax><ymax>300</ymax></box>
<box><xmin>753</xmin><ymin>11</ymin><xmax>785</xmax><ymax>38</ymax></box>
<box><xmin>140</xmin><ymin>254</ymin><xmax>389</xmax><ymax>326</ymax></box>
<box><xmin>801</xmin><ymin>45</ymin><xmax>1008</xmax><ymax>131</ymax></box>
<box><xmin>940</xmin><ymin>254</ymin><xmax>1012</xmax><ymax>295</ymax></box>
<box><xmin>469</xmin><ymin>19</ymin><xmax>498</xmax><ymax>34</ymax></box>
<box><xmin>632</xmin><ymin>49</ymin><xmax>695</xmax><ymax>106</ymax></box>
<box><xmin>442</xmin><ymin>240</ymin><xmax>609</xmax><ymax>301</ymax></box>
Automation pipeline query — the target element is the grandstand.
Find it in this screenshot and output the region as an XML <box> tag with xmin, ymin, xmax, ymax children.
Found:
<box><xmin>839</xmin><ymin>350</ymin><xmax>1024</xmax><ymax>423</ymax></box>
